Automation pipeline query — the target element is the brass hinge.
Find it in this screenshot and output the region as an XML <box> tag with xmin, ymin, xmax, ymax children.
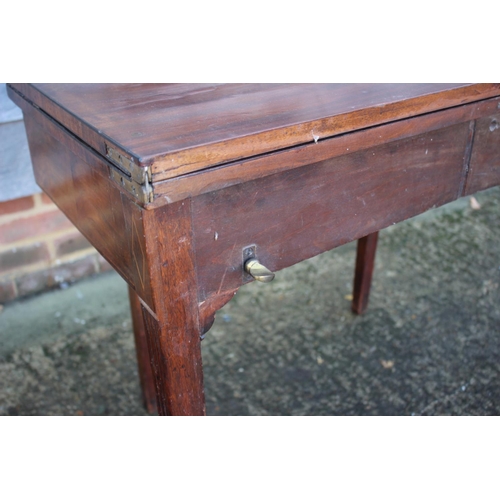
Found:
<box><xmin>106</xmin><ymin>146</ymin><xmax>153</xmax><ymax>204</ymax></box>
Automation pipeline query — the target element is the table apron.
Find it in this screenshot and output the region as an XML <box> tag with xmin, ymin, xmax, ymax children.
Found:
<box><xmin>16</xmin><ymin>96</ymin><xmax>500</xmax><ymax>314</ymax></box>
<box><xmin>192</xmin><ymin>117</ymin><xmax>499</xmax><ymax>302</ymax></box>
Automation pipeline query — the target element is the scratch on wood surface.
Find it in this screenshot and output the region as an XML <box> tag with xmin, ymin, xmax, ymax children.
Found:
<box><xmin>138</xmin><ymin>293</ymin><xmax>158</xmax><ymax>321</ymax></box>
<box><xmin>217</xmin><ymin>265</ymin><xmax>229</xmax><ymax>295</ymax></box>
<box><xmin>132</xmin><ymin>216</ymin><xmax>145</xmax><ymax>291</ymax></box>
<box><xmin>217</xmin><ymin>242</ymin><xmax>237</xmax><ymax>294</ymax></box>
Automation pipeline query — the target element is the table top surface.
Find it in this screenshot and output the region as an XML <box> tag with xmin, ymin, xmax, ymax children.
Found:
<box><xmin>9</xmin><ymin>83</ymin><xmax>500</xmax><ymax>180</ymax></box>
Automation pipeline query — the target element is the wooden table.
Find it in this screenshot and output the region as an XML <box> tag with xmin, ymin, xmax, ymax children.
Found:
<box><xmin>7</xmin><ymin>83</ymin><xmax>500</xmax><ymax>416</ymax></box>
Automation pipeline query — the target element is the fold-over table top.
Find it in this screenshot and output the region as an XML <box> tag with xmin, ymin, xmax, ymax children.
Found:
<box><xmin>9</xmin><ymin>83</ymin><xmax>500</xmax><ymax>182</ymax></box>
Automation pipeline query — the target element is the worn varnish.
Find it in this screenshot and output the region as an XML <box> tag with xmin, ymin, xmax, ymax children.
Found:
<box><xmin>153</xmin><ymin>96</ymin><xmax>500</xmax><ymax>206</ymax></box>
<box><xmin>7</xmin><ymin>83</ymin><xmax>500</xmax><ymax>416</ymax></box>
<box><xmin>21</xmin><ymin>107</ymin><xmax>155</xmax><ymax>309</ymax></box>
<box><xmin>465</xmin><ymin>112</ymin><xmax>500</xmax><ymax>195</ymax></box>
<box><xmin>9</xmin><ymin>83</ymin><xmax>500</xmax><ymax>180</ymax></box>
<box><xmin>128</xmin><ymin>287</ymin><xmax>157</xmax><ymax>414</ymax></box>
<box><xmin>191</xmin><ymin>122</ymin><xmax>471</xmax><ymax>302</ymax></box>
<box><xmin>140</xmin><ymin>201</ymin><xmax>206</xmax><ymax>416</ymax></box>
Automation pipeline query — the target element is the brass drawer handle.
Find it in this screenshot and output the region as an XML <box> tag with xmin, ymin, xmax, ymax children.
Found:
<box><xmin>244</xmin><ymin>259</ymin><xmax>275</xmax><ymax>283</ymax></box>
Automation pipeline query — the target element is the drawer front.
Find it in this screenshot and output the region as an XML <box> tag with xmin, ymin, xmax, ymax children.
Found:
<box><xmin>466</xmin><ymin>113</ymin><xmax>500</xmax><ymax>195</ymax></box>
<box><xmin>192</xmin><ymin>122</ymin><xmax>471</xmax><ymax>301</ymax></box>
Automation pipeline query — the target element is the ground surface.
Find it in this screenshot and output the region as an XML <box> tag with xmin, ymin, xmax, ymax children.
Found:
<box><xmin>1</xmin><ymin>188</ymin><xmax>499</xmax><ymax>416</ymax></box>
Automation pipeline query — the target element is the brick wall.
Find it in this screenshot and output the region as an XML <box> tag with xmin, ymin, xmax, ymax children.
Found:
<box><xmin>0</xmin><ymin>193</ymin><xmax>112</xmax><ymax>304</ymax></box>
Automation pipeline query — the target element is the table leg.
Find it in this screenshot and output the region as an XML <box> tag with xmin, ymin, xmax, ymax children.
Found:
<box><xmin>352</xmin><ymin>231</ymin><xmax>379</xmax><ymax>315</ymax></box>
<box><xmin>135</xmin><ymin>199</ymin><xmax>206</xmax><ymax>416</ymax></box>
<box><xmin>128</xmin><ymin>286</ymin><xmax>158</xmax><ymax>414</ymax></box>
<box><xmin>139</xmin><ymin>303</ymin><xmax>206</xmax><ymax>416</ymax></box>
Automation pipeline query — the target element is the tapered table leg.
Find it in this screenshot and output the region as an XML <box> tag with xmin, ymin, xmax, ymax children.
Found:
<box><xmin>128</xmin><ymin>286</ymin><xmax>158</xmax><ymax>414</ymax></box>
<box><xmin>138</xmin><ymin>199</ymin><xmax>206</xmax><ymax>416</ymax></box>
<box><xmin>140</xmin><ymin>303</ymin><xmax>206</xmax><ymax>416</ymax></box>
<box><xmin>352</xmin><ymin>231</ymin><xmax>379</xmax><ymax>315</ymax></box>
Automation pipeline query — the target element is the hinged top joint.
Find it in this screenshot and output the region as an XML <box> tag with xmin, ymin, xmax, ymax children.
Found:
<box><xmin>106</xmin><ymin>146</ymin><xmax>153</xmax><ymax>204</ymax></box>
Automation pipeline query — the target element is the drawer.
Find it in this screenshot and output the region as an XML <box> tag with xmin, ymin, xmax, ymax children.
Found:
<box><xmin>192</xmin><ymin>122</ymin><xmax>471</xmax><ymax>300</ymax></box>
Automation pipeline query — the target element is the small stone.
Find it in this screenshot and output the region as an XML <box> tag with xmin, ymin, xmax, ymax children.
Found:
<box><xmin>469</xmin><ymin>196</ymin><xmax>481</xmax><ymax>210</ymax></box>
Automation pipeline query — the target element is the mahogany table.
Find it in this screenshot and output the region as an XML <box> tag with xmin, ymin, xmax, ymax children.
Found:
<box><xmin>7</xmin><ymin>83</ymin><xmax>500</xmax><ymax>416</ymax></box>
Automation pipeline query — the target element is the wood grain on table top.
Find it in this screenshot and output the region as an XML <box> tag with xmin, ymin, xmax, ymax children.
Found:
<box><xmin>9</xmin><ymin>83</ymin><xmax>500</xmax><ymax>180</ymax></box>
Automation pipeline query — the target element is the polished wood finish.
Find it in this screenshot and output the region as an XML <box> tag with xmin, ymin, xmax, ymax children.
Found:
<box><xmin>465</xmin><ymin>112</ymin><xmax>500</xmax><ymax>195</ymax></box>
<box><xmin>10</xmin><ymin>93</ymin><xmax>210</xmax><ymax>415</ymax></box>
<box><xmin>191</xmin><ymin>122</ymin><xmax>471</xmax><ymax>303</ymax></box>
<box><xmin>8</xmin><ymin>83</ymin><xmax>500</xmax><ymax>416</ymax></box>
<box><xmin>152</xmin><ymin>96</ymin><xmax>500</xmax><ymax>206</ymax></box>
<box><xmin>128</xmin><ymin>287</ymin><xmax>157</xmax><ymax>414</ymax></box>
<box><xmin>20</xmin><ymin>107</ymin><xmax>155</xmax><ymax>309</ymax></box>
<box><xmin>140</xmin><ymin>200</ymin><xmax>205</xmax><ymax>416</ymax></box>
<box><xmin>352</xmin><ymin>232</ymin><xmax>379</xmax><ymax>315</ymax></box>
<box><xmin>9</xmin><ymin>83</ymin><xmax>500</xmax><ymax>181</ymax></box>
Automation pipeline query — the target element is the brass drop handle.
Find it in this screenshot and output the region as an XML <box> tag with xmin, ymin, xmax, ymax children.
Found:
<box><xmin>244</xmin><ymin>258</ymin><xmax>275</xmax><ymax>283</ymax></box>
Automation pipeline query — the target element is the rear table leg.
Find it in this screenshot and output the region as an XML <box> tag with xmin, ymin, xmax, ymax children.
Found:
<box><xmin>352</xmin><ymin>231</ymin><xmax>379</xmax><ymax>315</ymax></box>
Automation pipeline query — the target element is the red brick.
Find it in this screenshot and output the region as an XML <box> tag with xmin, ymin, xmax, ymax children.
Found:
<box><xmin>54</xmin><ymin>231</ymin><xmax>93</xmax><ymax>257</ymax></box>
<box><xmin>41</xmin><ymin>192</ymin><xmax>55</xmax><ymax>205</ymax></box>
<box><xmin>0</xmin><ymin>243</ymin><xmax>50</xmax><ymax>274</ymax></box>
<box><xmin>14</xmin><ymin>269</ymin><xmax>47</xmax><ymax>296</ymax></box>
<box><xmin>0</xmin><ymin>209</ymin><xmax>74</xmax><ymax>245</ymax></box>
<box><xmin>46</xmin><ymin>255</ymin><xmax>98</xmax><ymax>287</ymax></box>
<box><xmin>97</xmin><ymin>254</ymin><xmax>115</xmax><ymax>273</ymax></box>
<box><xmin>16</xmin><ymin>255</ymin><xmax>98</xmax><ymax>297</ymax></box>
<box><xmin>0</xmin><ymin>280</ymin><xmax>17</xmax><ymax>303</ymax></box>
<box><xmin>0</xmin><ymin>196</ymin><xmax>35</xmax><ymax>216</ymax></box>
